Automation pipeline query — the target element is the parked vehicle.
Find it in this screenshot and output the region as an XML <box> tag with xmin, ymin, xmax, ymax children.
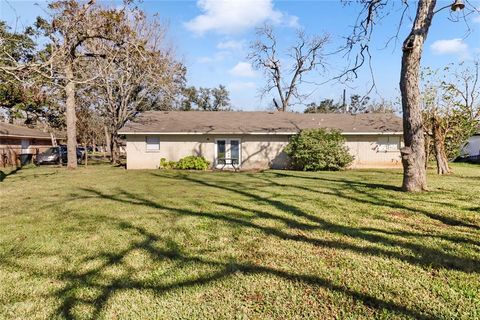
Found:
<box><xmin>36</xmin><ymin>145</ymin><xmax>84</xmax><ymax>165</ymax></box>
<box><xmin>77</xmin><ymin>146</ymin><xmax>86</xmax><ymax>158</ymax></box>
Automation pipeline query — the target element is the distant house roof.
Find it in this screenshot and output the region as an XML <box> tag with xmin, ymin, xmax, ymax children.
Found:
<box><xmin>119</xmin><ymin>111</ymin><xmax>403</xmax><ymax>135</ymax></box>
<box><xmin>0</xmin><ymin>122</ymin><xmax>52</xmax><ymax>139</ymax></box>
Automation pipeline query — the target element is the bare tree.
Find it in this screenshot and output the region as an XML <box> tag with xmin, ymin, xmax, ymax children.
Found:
<box><xmin>248</xmin><ymin>25</ymin><xmax>329</xmax><ymax>112</ymax></box>
<box><xmin>342</xmin><ymin>0</ymin><xmax>475</xmax><ymax>191</ymax></box>
<box><xmin>86</xmin><ymin>10</ymin><xmax>185</xmax><ymax>164</ymax></box>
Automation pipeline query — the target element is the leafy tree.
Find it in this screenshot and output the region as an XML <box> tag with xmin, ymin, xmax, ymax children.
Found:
<box><xmin>304</xmin><ymin>95</ymin><xmax>374</xmax><ymax>114</ymax></box>
<box><xmin>285</xmin><ymin>129</ymin><xmax>354</xmax><ymax>171</ymax></box>
<box><xmin>180</xmin><ymin>86</ymin><xmax>198</xmax><ymax>111</ymax></box>
<box><xmin>85</xmin><ymin>9</ymin><xmax>185</xmax><ymax>164</ymax></box>
<box><xmin>421</xmin><ymin>62</ymin><xmax>480</xmax><ymax>174</ymax></box>
<box><xmin>180</xmin><ymin>85</ymin><xmax>231</xmax><ymax>111</ymax></box>
<box><xmin>0</xmin><ymin>21</ymin><xmax>63</xmax><ymax>129</ymax></box>
<box><xmin>349</xmin><ymin>94</ymin><xmax>370</xmax><ymax>114</ymax></box>
<box><xmin>1</xmin><ymin>1</ymin><xmax>131</xmax><ymax>169</ymax></box>
<box><xmin>304</xmin><ymin>99</ymin><xmax>341</xmax><ymax>113</ymax></box>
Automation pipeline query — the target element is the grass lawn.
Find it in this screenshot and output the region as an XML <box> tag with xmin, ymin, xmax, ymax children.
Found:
<box><xmin>0</xmin><ymin>164</ymin><xmax>479</xmax><ymax>319</ymax></box>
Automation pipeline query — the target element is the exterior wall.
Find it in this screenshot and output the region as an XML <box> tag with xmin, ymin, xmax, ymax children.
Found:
<box><xmin>125</xmin><ymin>134</ymin><xmax>402</xmax><ymax>170</ymax></box>
<box><xmin>0</xmin><ymin>137</ymin><xmax>52</xmax><ymax>166</ymax></box>
<box><xmin>125</xmin><ymin>134</ymin><xmax>289</xmax><ymax>170</ymax></box>
<box><xmin>345</xmin><ymin>135</ymin><xmax>402</xmax><ymax>168</ymax></box>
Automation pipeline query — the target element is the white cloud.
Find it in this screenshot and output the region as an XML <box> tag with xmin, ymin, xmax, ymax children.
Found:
<box><xmin>228</xmin><ymin>81</ymin><xmax>256</xmax><ymax>91</ymax></box>
<box><xmin>217</xmin><ymin>40</ymin><xmax>245</xmax><ymax>50</ymax></box>
<box><xmin>430</xmin><ymin>38</ymin><xmax>470</xmax><ymax>58</ymax></box>
<box><xmin>229</xmin><ymin>62</ymin><xmax>257</xmax><ymax>77</ymax></box>
<box><xmin>286</xmin><ymin>15</ymin><xmax>300</xmax><ymax>28</ymax></box>
<box><xmin>185</xmin><ymin>0</ymin><xmax>298</xmax><ymax>35</ymax></box>
<box><xmin>196</xmin><ymin>51</ymin><xmax>230</xmax><ymax>63</ymax></box>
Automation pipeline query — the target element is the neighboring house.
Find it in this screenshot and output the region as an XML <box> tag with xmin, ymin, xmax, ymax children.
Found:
<box><xmin>0</xmin><ymin>122</ymin><xmax>54</xmax><ymax>166</ymax></box>
<box><xmin>460</xmin><ymin>131</ymin><xmax>480</xmax><ymax>157</ymax></box>
<box><xmin>119</xmin><ymin>111</ymin><xmax>404</xmax><ymax>170</ymax></box>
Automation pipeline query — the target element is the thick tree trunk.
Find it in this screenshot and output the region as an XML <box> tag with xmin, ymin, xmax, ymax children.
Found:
<box><xmin>65</xmin><ymin>61</ymin><xmax>78</xmax><ymax>169</ymax></box>
<box><xmin>110</xmin><ymin>133</ymin><xmax>120</xmax><ymax>165</ymax></box>
<box><xmin>399</xmin><ymin>0</ymin><xmax>436</xmax><ymax>192</ymax></box>
<box><xmin>432</xmin><ymin>120</ymin><xmax>450</xmax><ymax>175</ymax></box>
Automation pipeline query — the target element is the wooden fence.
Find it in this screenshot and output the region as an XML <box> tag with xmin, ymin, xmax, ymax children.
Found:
<box><xmin>0</xmin><ymin>147</ymin><xmax>39</xmax><ymax>167</ymax></box>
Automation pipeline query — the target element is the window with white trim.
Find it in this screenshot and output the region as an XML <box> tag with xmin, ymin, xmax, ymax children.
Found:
<box><xmin>146</xmin><ymin>136</ymin><xmax>160</xmax><ymax>152</ymax></box>
<box><xmin>377</xmin><ymin>136</ymin><xmax>400</xmax><ymax>152</ymax></box>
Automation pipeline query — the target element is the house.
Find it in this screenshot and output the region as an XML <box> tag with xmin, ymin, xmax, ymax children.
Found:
<box><xmin>118</xmin><ymin>111</ymin><xmax>404</xmax><ymax>170</ymax></box>
<box><xmin>460</xmin><ymin>131</ymin><xmax>480</xmax><ymax>157</ymax></box>
<box><xmin>0</xmin><ymin>122</ymin><xmax>54</xmax><ymax>166</ymax></box>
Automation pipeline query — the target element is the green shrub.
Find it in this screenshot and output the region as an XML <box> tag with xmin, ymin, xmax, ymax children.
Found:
<box><xmin>284</xmin><ymin>129</ymin><xmax>354</xmax><ymax>171</ymax></box>
<box><xmin>159</xmin><ymin>158</ymin><xmax>176</xmax><ymax>169</ymax></box>
<box><xmin>173</xmin><ymin>156</ymin><xmax>210</xmax><ymax>170</ymax></box>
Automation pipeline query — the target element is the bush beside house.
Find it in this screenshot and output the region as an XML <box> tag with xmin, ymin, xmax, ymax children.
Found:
<box><xmin>160</xmin><ymin>156</ymin><xmax>210</xmax><ymax>170</ymax></box>
<box><xmin>285</xmin><ymin>129</ymin><xmax>354</xmax><ymax>171</ymax></box>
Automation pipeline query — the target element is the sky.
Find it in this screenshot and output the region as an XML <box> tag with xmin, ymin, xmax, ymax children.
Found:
<box><xmin>1</xmin><ymin>0</ymin><xmax>480</xmax><ymax>112</ymax></box>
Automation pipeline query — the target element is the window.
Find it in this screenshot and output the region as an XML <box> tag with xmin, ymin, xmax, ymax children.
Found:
<box><xmin>378</xmin><ymin>136</ymin><xmax>400</xmax><ymax>152</ymax></box>
<box><xmin>146</xmin><ymin>136</ymin><xmax>160</xmax><ymax>152</ymax></box>
<box><xmin>216</xmin><ymin>140</ymin><xmax>226</xmax><ymax>164</ymax></box>
<box><xmin>21</xmin><ymin>139</ymin><xmax>30</xmax><ymax>152</ymax></box>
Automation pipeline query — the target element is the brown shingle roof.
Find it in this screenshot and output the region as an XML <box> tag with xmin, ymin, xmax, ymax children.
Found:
<box><xmin>0</xmin><ymin>122</ymin><xmax>52</xmax><ymax>139</ymax></box>
<box><xmin>119</xmin><ymin>111</ymin><xmax>403</xmax><ymax>135</ymax></box>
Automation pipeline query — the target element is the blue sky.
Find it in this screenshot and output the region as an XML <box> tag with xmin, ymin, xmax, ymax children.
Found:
<box><xmin>1</xmin><ymin>0</ymin><xmax>479</xmax><ymax>112</ymax></box>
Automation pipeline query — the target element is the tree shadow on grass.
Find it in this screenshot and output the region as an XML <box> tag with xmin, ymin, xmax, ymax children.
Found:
<box><xmin>67</xmin><ymin>183</ymin><xmax>480</xmax><ymax>275</ymax></box>
<box><xmin>6</xmin><ymin>170</ymin><xmax>478</xmax><ymax>319</ymax></box>
<box><xmin>268</xmin><ymin>170</ymin><xmax>403</xmax><ymax>191</ymax></box>
<box><xmin>262</xmin><ymin>171</ymin><xmax>480</xmax><ymax>231</ymax></box>
<box><xmin>158</xmin><ymin>175</ymin><xmax>478</xmax><ymax>272</ymax></box>
<box><xmin>0</xmin><ymin>166</ymin><xmax>20</xmax><ymax>182</ymax></box>
<box><xmin>1</xmin><ymin>214</ymin><xmax>438</xmax><ymax>320</ymax></box>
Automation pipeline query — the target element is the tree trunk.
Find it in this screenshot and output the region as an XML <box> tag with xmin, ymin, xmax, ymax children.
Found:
<box><xmin>104</xmin><ymin>125</ymin><xmax>111</xmax><ymax>160</ymax></box>
<box><xmin>399</xmin><ymin>0</ymin><xmax>436</xmax><ymax>192</ymax></box>
<box><xmin>65</xmin><ymin>61</ymin><xmax>78</xmax><ymax>169</ymax></box>
<box><xmin>432</xmin><ymin>119</ymin><xmax>450</xmax><ymax>175</ymax></box>
<box><xmin>84</xmin><ymin>142</ymin><xmax>88</xmax><ymax>167</ymax></box>
<box><xmin>424</xmin><ymin>134</ymin><xmax>432</xmax><ymax>169</ymax></box>
<box><xmin>110</xmin><ymin>133</ymin><xmax>120</xmax><ymax>165</ymax></box>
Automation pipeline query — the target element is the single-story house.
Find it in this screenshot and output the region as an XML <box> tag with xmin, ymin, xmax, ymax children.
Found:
<box><xmin>460</xmin><ymin>131</ymin><xmax>480</xmax><ymax>157</ymax></box>
<box><xmin>119</xmin><ymin>111</ymin><xmax>403</xmax><ymax>170</ymax></box>
<box><xmin>0</xmin><ymin>122</ymin><xmax>54</xmax><ymax>166</ymax></box>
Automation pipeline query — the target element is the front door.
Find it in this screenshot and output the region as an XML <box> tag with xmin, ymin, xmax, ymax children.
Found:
<box><xmin>216</xmin><ymin>139</ymin><xmax>241</xmax><ymax>168</ymax></box>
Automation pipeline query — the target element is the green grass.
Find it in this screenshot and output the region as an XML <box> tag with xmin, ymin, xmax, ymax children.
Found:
<box><xmin>0</xmin><ymin>164</ymin><xmax>479</xmax><ymax>319</ymax></box>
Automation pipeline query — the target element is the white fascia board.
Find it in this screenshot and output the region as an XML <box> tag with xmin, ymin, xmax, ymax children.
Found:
<box><xmin>119</xmin><ymin>131</ymin><xmax>403</xmax><ymax>136</ymax></box>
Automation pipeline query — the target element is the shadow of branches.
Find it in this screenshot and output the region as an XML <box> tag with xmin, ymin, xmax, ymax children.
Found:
<box><xmin>4</xmin><ymin>169</ymin><xmax>479</xmax><ymax>319</ymax></box>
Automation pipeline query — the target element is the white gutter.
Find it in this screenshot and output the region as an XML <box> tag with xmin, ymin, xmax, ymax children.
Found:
<box><xmin>118</xmin><ymin>131</ymin><xmax>403</xmax><ymax>136</ymax></box>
